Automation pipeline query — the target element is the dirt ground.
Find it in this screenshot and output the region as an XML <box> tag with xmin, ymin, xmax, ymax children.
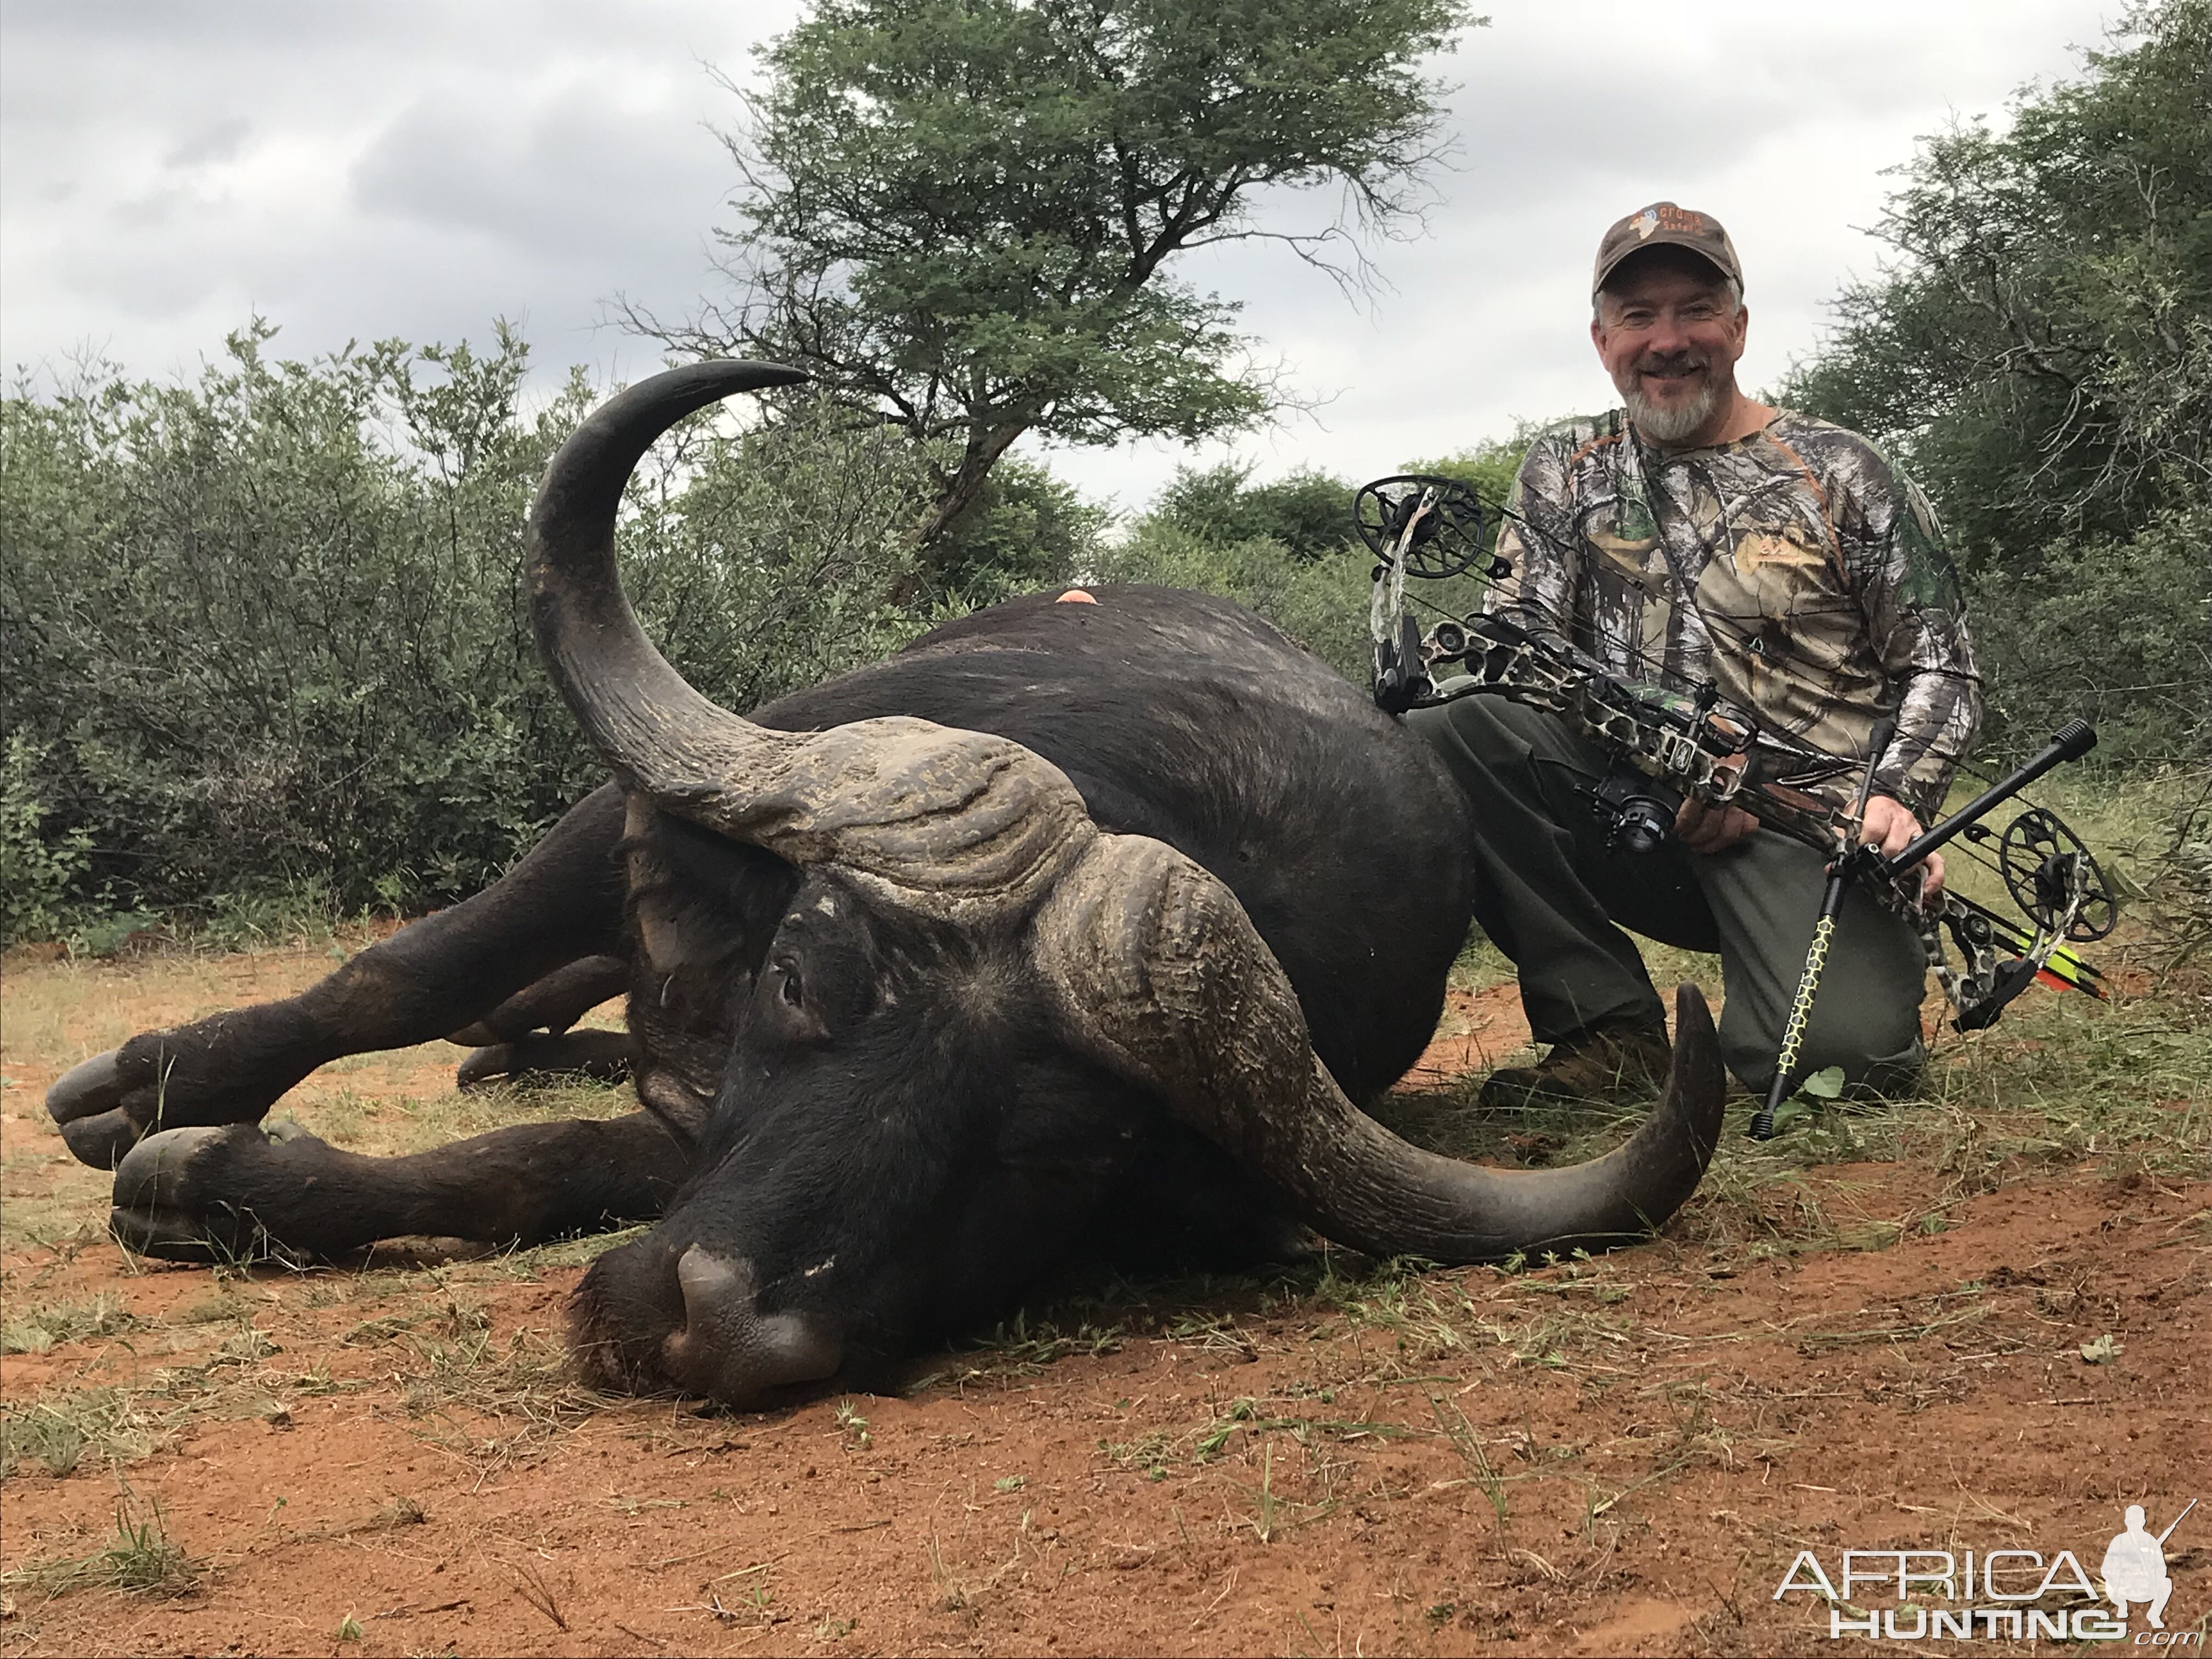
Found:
<box><xmin>1</xmin><ymin>942</ymin><xmax>2206</xmax><ymax>1657</ymax></box>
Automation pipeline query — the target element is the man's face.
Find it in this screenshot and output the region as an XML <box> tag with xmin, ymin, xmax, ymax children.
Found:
<box><xmin>1590</xmin><ymin>253</ymin><xmax>1748</xmax><ymax>444</ymax></box>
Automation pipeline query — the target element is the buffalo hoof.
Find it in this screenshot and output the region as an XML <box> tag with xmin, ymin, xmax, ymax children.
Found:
<box><xmin>110</xmin><ymin>1124</ymin><xmax>318</xmax><ymax>1265</ymax></box>
<box><xmin>47</xmin><ymin>1042</ymin><xmax>292</xmax><ymax>1170</ymax></box>
<box><xmin>59</xmin><ymin>1108</ymin><xmax>144</xmax><ymax>1170</ymax></box>
<box><xmin>49</xmin><ymin>1052</ymin><xmax>153</xmax><ymax>1168</ymax></box>
<box><xmin>48</xmin><ymin>1049</ymin><xmax>125</xmax><ymax>1124</ymax></box>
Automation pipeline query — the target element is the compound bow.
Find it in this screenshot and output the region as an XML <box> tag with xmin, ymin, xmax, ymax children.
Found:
<box><xmin>1352</xmin><ymin>472</ymin><xmax>2118</xmax><ymax>1133</ymax></box>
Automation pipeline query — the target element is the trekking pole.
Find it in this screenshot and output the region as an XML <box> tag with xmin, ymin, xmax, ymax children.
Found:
<box><xmin>1747</xmin><ymin>718</ymin><xmax>2099</xmax><ymax>1141</ymax></box>
<box><xmin>1747</xmin><ymin>722</ymin><xmax>1894</xmax><ymax>1142</ymax></box>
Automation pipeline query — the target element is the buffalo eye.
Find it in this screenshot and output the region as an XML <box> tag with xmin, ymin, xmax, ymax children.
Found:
<box><xmin>761</xmin><ymin>958</ymin><xmax>825</xmax><ymax>1041</ymax></box>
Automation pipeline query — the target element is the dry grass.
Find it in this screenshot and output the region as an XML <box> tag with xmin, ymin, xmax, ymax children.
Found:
<box><xmin>0</xmin><ymin>1387</ymin><xmax>170</xmax><ymax>1480</ymax></box>
<box><xmin>0</xmin><ymin>1485</ymin><xmax>200</xmax><ymax>1599</ymax></box>
<box><xmin>1</xmin><ymin>1293</ymin><xmax>134</xmax><ymax>1356</ymax></box>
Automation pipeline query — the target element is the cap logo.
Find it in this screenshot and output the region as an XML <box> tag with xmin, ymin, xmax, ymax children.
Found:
<box><xmin>1599</xmin><ymin>202</ymin><xmax>1738</xmax><ymax>297</ymax></box>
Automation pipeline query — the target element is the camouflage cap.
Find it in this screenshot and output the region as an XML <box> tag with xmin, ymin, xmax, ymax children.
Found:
<box><xmin>1592</xmin><ymin>202</ymin><xmax>1743</xmax><ymax>298</ymax></box>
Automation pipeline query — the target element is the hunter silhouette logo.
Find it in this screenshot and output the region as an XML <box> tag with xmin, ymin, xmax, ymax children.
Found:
<box><xmin>1772</xmin><ymin>1497</ymin><xmax>2199</xmax><ymax>1642</ymax></box>
<box><xmin>2106</xmin><ymin>1500</ymin><xmax>2193</xmax><ymax>1629</ymax></box>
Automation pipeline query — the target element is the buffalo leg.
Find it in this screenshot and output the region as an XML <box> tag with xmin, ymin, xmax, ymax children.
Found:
<box><xmin>445</xmin><ymin>952</ymin><xmax>637</xmax><ymax>1088</ymax></box>
<box><xmin>47</xmin><ymin>784</ymin><xmax>630</xmax><ymax>1169</ymax></box>
<box><xmin>446</xmin><ymin>953</ymin><xmax>631</xmax><ymax>1046</ymax></box>
<box><xmin>110</xmin><ymin>1111</ymin><xmax>690</xmax><ymax>1263</ymax></box>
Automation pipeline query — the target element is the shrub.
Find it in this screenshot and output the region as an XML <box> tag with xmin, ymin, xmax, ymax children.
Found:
<box><xmin>1963</xmin><ymin>503</ymin><xmax>2212</xmax><ymax>762</ymax></box>
<box><xmin>0</xmin><ymin>326</ymin><xmax>938</xmax><ymax>928</ymax></box>
<box><xmin>0</xmin><ymin>735</ymin><xmax>92</xmax><ymax>944</ymax></box>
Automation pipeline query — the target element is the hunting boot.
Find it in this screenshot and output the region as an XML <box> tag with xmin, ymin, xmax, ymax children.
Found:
<box><xmin>1477</xmin><ymin>1015</ymin><xmax>1674</xmax><ymax>1108</ymax></box>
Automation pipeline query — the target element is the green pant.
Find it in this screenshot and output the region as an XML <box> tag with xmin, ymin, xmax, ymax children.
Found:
<box><xmin>1407</xmin><ymin>693</ymin><xmax>1927</xmax><ymax>1097</ymax></box>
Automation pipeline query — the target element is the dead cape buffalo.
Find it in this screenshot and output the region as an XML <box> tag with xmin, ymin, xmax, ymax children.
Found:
<box><xmin>47</xmin><ymin>361</ymin><xmax>1725</xmax><ymax>1407</ymax></box>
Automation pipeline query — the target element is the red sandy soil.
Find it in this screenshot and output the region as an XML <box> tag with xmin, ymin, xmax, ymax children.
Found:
<box><xmin>1</xmin><ymin>956</ymin><xmax>2204</xmax><ymax>1657</ymax></box>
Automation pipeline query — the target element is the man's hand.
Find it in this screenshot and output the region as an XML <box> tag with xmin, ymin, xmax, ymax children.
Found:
<box><xmin>1674</xmin><ymin>755</ymin><xmax>1759</xmax><ymax>854</ymax></box>
<box><xmin>1859</xmin><ymin>795</ymin><xmax>1946</xmax><ymax>896</ymax></box>
<box><xmin>1674</xmin><ymin>793</ymin><xmax>1759</xmax><ymax>854</ymax></box>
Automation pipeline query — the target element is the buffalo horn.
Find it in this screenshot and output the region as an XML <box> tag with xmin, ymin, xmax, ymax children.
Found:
<box><xmin>1031</xmin><ymin>834</ymin><xmax>1726</xmax><ymax>1262</ymax></box>
<box><xmin>526</xmin><ymin>363</ymin><xmax>1094</xmax><ymax>918</ymax></box>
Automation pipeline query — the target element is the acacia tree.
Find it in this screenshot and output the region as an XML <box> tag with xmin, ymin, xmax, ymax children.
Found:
<box><xmin>627</xmin><ymin>0</ymin><xmax>1476</xmax><ymax>585</ymax></box>
<box><xmin>1783</xmin><ymin>0</ymin><xmax>2210</xmax><ymax>564</ymax></box>
<box><xmin>1781</xmin><ymin>0</ymin><xmax>2210</xmax><ymax>758</ymax></box>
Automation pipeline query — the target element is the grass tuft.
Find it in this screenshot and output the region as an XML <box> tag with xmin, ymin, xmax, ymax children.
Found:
<box><xmin>399</xmin><ymin>1311</ymin><xmax>602</xmax><ymax>1478</ymax></box>
<box><xmin>0</xmin><ymin>1486</ymin><xmax>199</xmax><ymax>1599</ymax></box>
<box><xmin>0</xmin><ymin>1294</ymin><xmax>135</xmax><ymax>1356</ymax></box>
<box><xmin>0</xmin><ymin>1389</ymin><xmax>165</xmax><ymax>1480</ymax></box>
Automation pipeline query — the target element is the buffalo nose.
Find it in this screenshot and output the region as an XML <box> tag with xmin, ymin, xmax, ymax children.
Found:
<box><xmin>659</xmin><ymin>1246</ymin><xmax>840</xmax><ymax>1404</ymax></box>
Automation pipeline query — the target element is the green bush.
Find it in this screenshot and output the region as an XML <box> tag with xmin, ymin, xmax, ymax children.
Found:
<box><xmin>1099</xmin><ymin>450</ymin><xmax>1518</xmax><ymax>680</ymax></box>
<box><xmin>926</xmin><ymin>459</ymin><xmax>1111</xmax><ymax>605</ymax></box>
<box><xmin>1964</xmin><ymin>504</ymin><xmax>2212</xmax><ymax>761</ymax></box>
<box><xmin>0</xmin><ymin>735</ymin><xmax>92</xmax><ymax>944</ymax></box>
<box><xmin>1090</xmin><ymin>518</ymin><xmax>1376</xmax><ymax>680</ymax></box>
<box><xmin>1148</xmin><ymin>462</ymin><xmax>1363</xmax><ymax>560</ymax></box>
<box><xmin>0</xmin><ymin>325</ymin><xmax>939</xmax><ymax>933</ymax></box>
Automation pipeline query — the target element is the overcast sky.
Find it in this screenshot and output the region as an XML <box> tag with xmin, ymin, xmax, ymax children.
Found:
<box><xmin>0</xmin><ymin>0</ymin><xmax>2120</xmax><ymax>512</ymax></box>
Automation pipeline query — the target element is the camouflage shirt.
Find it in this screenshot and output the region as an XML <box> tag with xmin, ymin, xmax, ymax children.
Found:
<box><xmin>1486</xmin><ymin>408</ymin><xmax>1983</xmax><ymax>819</ymax></box>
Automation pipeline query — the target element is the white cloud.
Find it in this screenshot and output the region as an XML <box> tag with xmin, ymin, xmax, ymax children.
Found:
<box><xmin>0</xmin><ymin>0</ymin><xmax>2119</xmax><ymax>509</ymax></box>
<box><xmin>0</xmin><ymin>0</ymin><xmax>787</xmax><ymax>379</ymax></box>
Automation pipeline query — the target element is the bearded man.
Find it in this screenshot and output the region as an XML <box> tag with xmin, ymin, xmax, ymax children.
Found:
<box><xmin>1409</xmin><ymin>202</ymin><xmax>1983</xmax><ymax>1103</ymax></box>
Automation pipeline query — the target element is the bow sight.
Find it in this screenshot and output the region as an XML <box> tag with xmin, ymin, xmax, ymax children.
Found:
<box><xmin>1352</xmin><ymin>471</ymin><xmax>2120</xmax><ymax>1130</ymax></box>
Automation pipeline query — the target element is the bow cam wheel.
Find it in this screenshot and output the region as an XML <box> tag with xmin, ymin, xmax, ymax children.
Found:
<box><xmin>1999</xmin><ymin>808</ymin><xmax>2117</xmax><ymax>941</ymax></box>
<box><xmin>1352</xmin><ymin>475</ymin><xmax>1490</xmax><ymax>580</ymax></box>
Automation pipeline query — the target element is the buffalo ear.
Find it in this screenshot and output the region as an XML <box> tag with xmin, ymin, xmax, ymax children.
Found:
<box><xmin>755</xmin><ymin>958</ymin><xmax>829</xmax><ymax>1044</ymax></box>
<box><xmin>623</xmin><ymin>796</ymin><xmax>789</xmax><ymax>988</ymax></box>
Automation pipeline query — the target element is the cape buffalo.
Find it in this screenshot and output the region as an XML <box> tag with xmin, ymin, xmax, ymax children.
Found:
<box><xmin>46</xmin><ymin>362</ymin><xmax>1725</xmax><ymax>1407</ymax></box>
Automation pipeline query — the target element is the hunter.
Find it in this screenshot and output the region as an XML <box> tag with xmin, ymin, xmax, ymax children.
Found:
<box><xmin>1410</xmin><ymin>201</ymin><xmax>1983</xmax><ymax>1102</ymax></box>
